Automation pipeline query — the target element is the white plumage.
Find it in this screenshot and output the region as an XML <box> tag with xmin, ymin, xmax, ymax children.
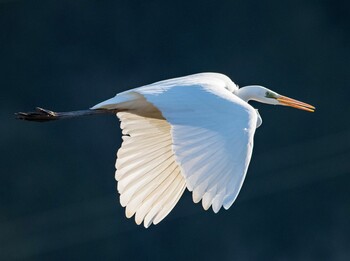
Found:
<box><xmin>92</xmin><ymin>73</ymin><xmax>258</xmax><ymax>227</ymax></box>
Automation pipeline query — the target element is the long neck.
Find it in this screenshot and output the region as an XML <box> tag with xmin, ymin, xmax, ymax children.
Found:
<box><xmin>236</xmin><ymin>86</ymin><xmax>264</xmax><ymax>102</ymax></box>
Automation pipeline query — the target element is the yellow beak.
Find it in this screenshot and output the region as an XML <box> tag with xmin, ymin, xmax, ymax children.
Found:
<box><xmin>277</xmin><ymin>96</ymin><xmax>315</xmax><ymax>112</ymax></box>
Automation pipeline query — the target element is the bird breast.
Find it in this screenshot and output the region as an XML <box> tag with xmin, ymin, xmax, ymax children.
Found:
<box><xmin>255</xmin><ymin>109</ymin><xmax>262</xmax><ymax>128</ymax></box>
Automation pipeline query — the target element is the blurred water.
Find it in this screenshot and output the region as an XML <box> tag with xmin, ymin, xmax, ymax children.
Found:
<box><xmin>1</xmin><ymin>0</ymin><xmax>349</xmax><ymax>260</ymax></box>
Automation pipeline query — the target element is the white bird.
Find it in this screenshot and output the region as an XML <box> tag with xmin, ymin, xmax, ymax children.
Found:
<box><xmin>17</xmin><ymin>72</ymin><xmax>315</xmax><ymax>228</ymax></box>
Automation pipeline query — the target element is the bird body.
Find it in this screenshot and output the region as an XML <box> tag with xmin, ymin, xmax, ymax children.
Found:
<box><xmin>17</xmin><ymin>72</ymin><xmax>315</xmax><ymax>228</ymax></box>
<box><xmin>92</xmin><ymin>73</ymin><xmax>258</xmax><ymax>227</ymax></box>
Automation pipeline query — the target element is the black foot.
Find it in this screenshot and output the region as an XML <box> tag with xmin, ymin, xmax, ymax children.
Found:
<box><xmin>15</xmin><ymin>107</ymin><xmax>59</xmax><ymax>122</ymax></box>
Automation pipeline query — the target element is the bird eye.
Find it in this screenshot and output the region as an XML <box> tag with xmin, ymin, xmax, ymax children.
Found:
<box><xmin>265</xmin><ymin>91</ymin><xmax>276</xmax><ymax>99</ymax></box>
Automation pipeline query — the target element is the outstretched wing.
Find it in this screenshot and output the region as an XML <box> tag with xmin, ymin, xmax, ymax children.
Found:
<box><xmin>116</xmin><ymin>108</ymin><xmax>186</xmax><ymax>228</ymax></box>
<box><xmin>93</xmin><ymin>73</ymin><xmax>258</xmax><ymax>224</ymax></box>
<box><xmin>137</xmin><ymin>81</ymin><xmax>258</xmax><ymax>212</ymax></box>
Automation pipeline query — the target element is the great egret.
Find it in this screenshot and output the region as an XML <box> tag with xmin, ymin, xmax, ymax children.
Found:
<box><xmin>17</xmin><ymin>72</ymin><xmax>315</xmax><ymax>228</ymax></box>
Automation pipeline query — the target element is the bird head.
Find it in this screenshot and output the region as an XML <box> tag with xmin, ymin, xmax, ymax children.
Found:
<box><xmin>238</xmin><ymin>86</ymin><xmax>315</xmax><ymax>112</ymax></box>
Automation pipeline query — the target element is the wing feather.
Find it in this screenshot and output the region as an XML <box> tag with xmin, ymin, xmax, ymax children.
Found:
<box><xmin>116</xmin><ymin>109</ymin><xmax>186</xmax><ymax>227</ymax></box>
<box><xmin>93</xmin><ymin>73</ymin><xmax>257</xmax><ymax>225</ymax></box>
<box><xmin>136</xmin><ymin>80</ymin><xmax>257</xmax><ymax>212</ymax></box>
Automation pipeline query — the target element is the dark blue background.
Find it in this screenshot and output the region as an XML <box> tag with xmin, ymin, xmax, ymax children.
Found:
<box><xmin>1</xmin><ymin>0</ymin><xmax>349</xmax><ymax>260</ymax></box>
